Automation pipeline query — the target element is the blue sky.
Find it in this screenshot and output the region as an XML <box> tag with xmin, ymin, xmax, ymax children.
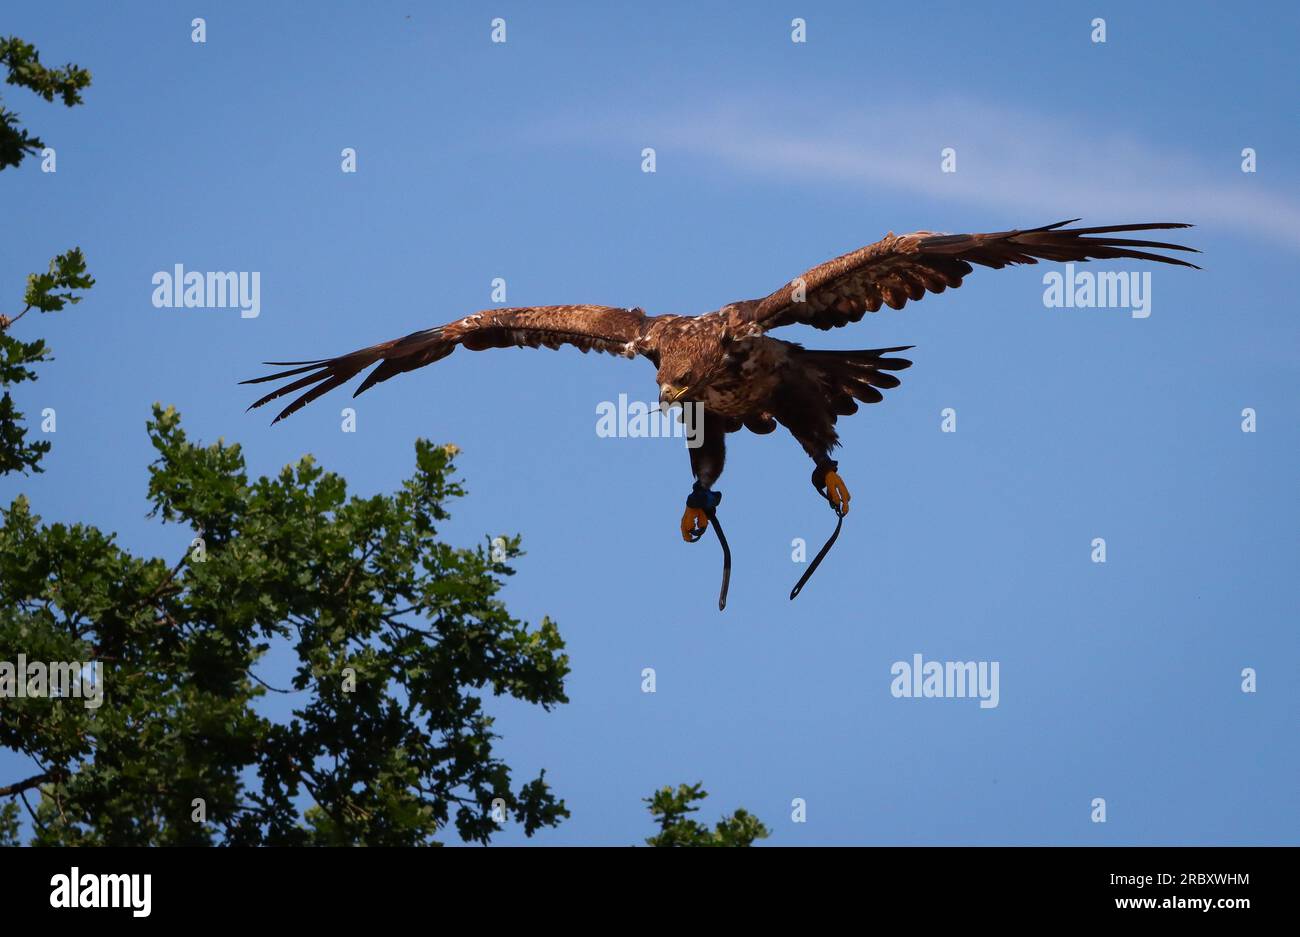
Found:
<box><xmin>2</xmin><ymin>1</ymin><xmax>1296</xmax><ymax>845</ymax></box>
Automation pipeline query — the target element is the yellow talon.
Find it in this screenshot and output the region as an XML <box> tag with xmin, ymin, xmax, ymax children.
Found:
<box><xmin>824</xmin><ymin>470</ymin><xmax>851</xmax><ymax>514</ymax></box>
<box><xmin>681</xmin><ymin>506</ymin><xmax>709</xmax><ymax>541</ymax></box>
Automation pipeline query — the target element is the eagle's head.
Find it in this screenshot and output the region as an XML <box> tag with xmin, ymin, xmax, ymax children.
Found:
<box><xmin>657</xmin><ymin>347</ymin><xmax>711</xmax><ymax>407</ymax></box>
<box><xmin>656</xmin><ymin>326</ymin><xmax>731</xmax><ymax>407</ymax></box>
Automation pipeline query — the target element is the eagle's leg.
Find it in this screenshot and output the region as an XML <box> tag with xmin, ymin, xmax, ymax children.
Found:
<box><xmin>777</xmin><ymin>397</ymin><xmax>852</xmax><ymax>515</ymax></box>
<box><xmin>789</xmin><ymin>428</ymin><xmax>850</xmax><ymax>515</ymax></box>
<box><xmin>681</xmin><ymin>409</ymin><xmax>726</xmax><ymax>542</ymax></box>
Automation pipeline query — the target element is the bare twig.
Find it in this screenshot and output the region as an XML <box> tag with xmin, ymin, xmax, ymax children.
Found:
<box><xmin>0</xmin><ymin>304</ymin><xmax>33</xmax><ymax>331</ymax></box>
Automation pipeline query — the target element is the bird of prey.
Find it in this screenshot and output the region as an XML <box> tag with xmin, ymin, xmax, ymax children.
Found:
<box><xmin>244</xmin><ymin>219</ymin><xmax>1197</xmax><ymax>559</ymax></box>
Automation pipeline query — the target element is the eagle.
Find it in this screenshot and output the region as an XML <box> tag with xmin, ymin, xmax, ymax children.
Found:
<box><xmin>244</xmin><ymin>219</ymin><xmax>1197</xmax><ymax>559</ymax></box>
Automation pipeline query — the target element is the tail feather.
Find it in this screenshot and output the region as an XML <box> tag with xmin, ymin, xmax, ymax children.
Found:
<box><xmin>799</xmin><ymin>345</ymin><xmax>915</xmax><ymax>414</ymax></box>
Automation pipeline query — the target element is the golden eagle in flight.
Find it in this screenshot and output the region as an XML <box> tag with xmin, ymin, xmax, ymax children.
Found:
<box><xmin>245</xmin><ymin>219</ymin><xmax>1197</xmax><ymax>593</ymax></box>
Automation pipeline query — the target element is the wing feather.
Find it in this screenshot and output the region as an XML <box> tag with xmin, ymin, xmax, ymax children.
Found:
<box><xmin>743</xmin><ymin>220</ymin><xmax>1198</xmax><ymax>331</ymax></box>
<box><xmin>242</xmin><ymin>305</ymin><xmax>649</xmax><ymax>423</ymax></box>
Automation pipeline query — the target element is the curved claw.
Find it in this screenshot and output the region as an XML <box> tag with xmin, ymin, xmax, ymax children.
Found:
<box><xmin>823</xmin><ymin>470</ymin><xmax>851</xmax><ymax>514</ymax></box>
<box><xmin>681</xmin><ymin>506</ymin><xmax>709</xmax><ymax>541</ymax></box>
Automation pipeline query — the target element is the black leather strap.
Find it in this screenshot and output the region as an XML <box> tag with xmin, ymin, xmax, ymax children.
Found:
<box><xmin>789</xmin><ymin>505</ymin><xmax>845</xmax><ymax>601</ymax></box>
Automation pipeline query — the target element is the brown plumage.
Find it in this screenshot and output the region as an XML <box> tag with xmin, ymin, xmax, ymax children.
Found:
<box><xmin>244</xmin><ymin>220</ymin><xmax>1197</xmax><ymax>530</ymax></box>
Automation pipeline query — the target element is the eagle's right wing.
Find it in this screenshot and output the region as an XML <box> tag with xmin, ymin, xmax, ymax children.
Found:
<box><xmin>242</xmin><ymin>304</ymin><xmax>650</xmax><ymax>423</ymax></box>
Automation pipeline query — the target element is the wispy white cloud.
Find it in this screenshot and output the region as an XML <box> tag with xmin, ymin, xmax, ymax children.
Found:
<box><xmin>537</xmin><ymin>94</ymin><xmax>1299</xmax><ymax>251</ymax></box>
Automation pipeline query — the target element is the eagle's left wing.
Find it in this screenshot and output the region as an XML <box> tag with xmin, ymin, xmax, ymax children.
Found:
<box><xmin>243</xmin><ymin>304</ymin><xmax>649</xmax><ymax>423</ymax></box>
<box><xmin>738</xmin><ymin>220</ymin><xmax>1199</xmax><ymax>333</ymax></box>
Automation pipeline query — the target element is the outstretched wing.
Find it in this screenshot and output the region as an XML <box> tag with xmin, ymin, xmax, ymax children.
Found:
<box><xmin>740</xmin><ymin>220</ymin><xmax>1199</xmax><ymax>332</ymax></box>
<box><xmin>243</xmin><ymin>304</ymin><xmax>649</xmax><ymax>423</ymax></box>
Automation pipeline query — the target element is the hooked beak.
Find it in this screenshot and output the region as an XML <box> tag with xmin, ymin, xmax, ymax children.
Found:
<box><xmin>659</xmin><ymin>383</ymin><xmax>690</xmax><ymax>406</ymax></box>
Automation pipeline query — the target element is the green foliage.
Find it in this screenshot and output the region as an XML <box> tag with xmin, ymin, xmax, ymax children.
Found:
<box><xmin>22</xmin><ymin>247</ymin><xmax>94</xmax><ymax>315</ymax></box>
<box><xmin>644</xmin><ymin>782</ymin><xmax>770</xmax><ymax>846</ymax></box>
<box><xmin>0</xmin><ymin>406</ymin><xmax>570</xmax><ymax>844</ymax></box>
<box><xmin>0</xmin><ymin>800</ymin><xmax>18</xmax><ymax>845</ymax></box>
<box><xmin>0</xmin><ymin>331</ymin><xmax>51</xmax><ymax>475</ymax></box>
<box><xmin>0</xmin><ymin>248</ymin><xmax>95</xmax><ymax>475</ymax></box>
<box><xmin>0</xmin><ymin>35</ymin><xmax>91</xmax><ymax>170</ymax></box>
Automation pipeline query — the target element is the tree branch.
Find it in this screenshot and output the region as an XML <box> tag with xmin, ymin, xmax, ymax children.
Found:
<box><xmin>0</xmin><ymin>303</ymin><xmax>32</xmax><ymax>331</ymax></box>
<box><xmin>0</xmin><ymin>770</ymin><xmax>53</xmax><ymax>797</ymax></box>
